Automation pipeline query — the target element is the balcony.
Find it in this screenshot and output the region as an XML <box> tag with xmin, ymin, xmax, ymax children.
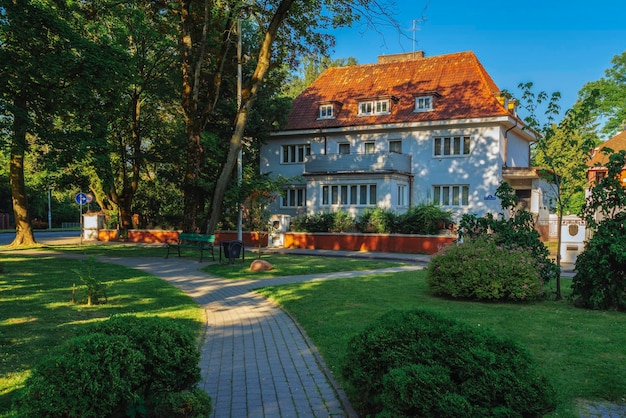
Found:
<box><xmin>304</xmin><ymin>152</ymin><xmax>412</xmax><ymax>175</ymax></box>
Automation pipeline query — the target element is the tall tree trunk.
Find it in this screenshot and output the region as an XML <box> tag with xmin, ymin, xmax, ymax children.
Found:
<box><xmin>205</xmin><ymin>0</ymin><xmax>295</xmax><ymax>235</ymax></box>
<box><xmin>9</xmin><ymin>96</ymin><xmax>36</xmax><ymax>246</ymax></box>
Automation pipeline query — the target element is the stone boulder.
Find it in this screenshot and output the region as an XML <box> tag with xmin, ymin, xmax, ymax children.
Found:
<box><xmin>249</xmin><ymin>259</ymin><xmax>273</xmax><ymax>272</ymax></box>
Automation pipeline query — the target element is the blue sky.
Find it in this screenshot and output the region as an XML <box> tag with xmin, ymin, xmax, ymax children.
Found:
<box><xmin>328</xmin><ymin>0</ymin><xmax>626</xmax><ymax>137</ymax></box>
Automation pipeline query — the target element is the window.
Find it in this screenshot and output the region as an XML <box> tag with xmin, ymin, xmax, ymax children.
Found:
<box><xmin>364</xmin><ymin>142</ymin><xmax>375</xmax><ymax>154</ymax></box>
<box><xmin>433</xmin><ymin>136</ymin><xmax>470</xmax><ymax>156</ymax></box>
<box><xmin>433</xmin><ymin>185</ymin><xmax>469</xmax><ymax>206</ymax></box>
<box><xmin>338</xmin><ymin>143</ymin><xmax>350</xmax><ymax>154</ymax></box>
<box><xmin>415</xmin><ymin>96</ymin><xmax>433</xmax><ymax>112</ymax></box>
<box><xmin>358</xmin><ymin>99</ymin><xmax>390</xmax><ymax>116</ymax></box>
<box><xmin>322</xmin><ymin>183</ymin><xmax>377</xmax><ymax>206</ymax></box>
<box><xmin>397</xmin><ymin>184</ymin><xmax>407</xmax><ymax>206</ymax></box>
<box><xmin>389</xmin><ymin>140</ymin><xmax>402</xmax><ymax>153</ymax></box>
<box><xmin>281</xmin><ymin>144</ymin><xmax>310</xmax><ymax>163</ymax></box>
<box><xmin>319</xmin><ymin>104</ymin><xmax>334</xmax><ymax>119</ymax></box>
<box><xmin>282</xmin><ymin>187</ymin><xmax>306</xmax><ymax>207</ymax></box>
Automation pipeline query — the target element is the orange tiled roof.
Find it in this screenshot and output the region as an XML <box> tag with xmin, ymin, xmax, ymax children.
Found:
<box><xmin>588</xmin><ymin>130</ymin><xmax>626</xmax><ymax>168</ymax></box>
<box><xmin>284</xmin><ymin>51</ymin><xmax>510</xmax><ymax>131</ymax></box>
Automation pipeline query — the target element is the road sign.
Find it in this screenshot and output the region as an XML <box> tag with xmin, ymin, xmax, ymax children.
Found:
<box><xmin>85</xmin><ymin>193</ymin><xmax>93</xmax><ymax>203</ymax></box>
<box><xmin>75</xmin><ymin>192</ymin><xmax>88</xmax><ymax>205</ymax></box>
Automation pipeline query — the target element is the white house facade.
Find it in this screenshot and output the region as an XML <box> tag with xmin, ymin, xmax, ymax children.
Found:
<box><xmin>260</xmin><ymin>51</ymin><xmax>550</xmax><ymax>223</ymax></box>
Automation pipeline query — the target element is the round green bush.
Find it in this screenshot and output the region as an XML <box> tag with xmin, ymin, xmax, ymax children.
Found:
<box><xmin>16</xmin><ymin>333</ymin><xmax>146</xmax><ymax>417</ymax></box>
<box><xmin>426</xmin><ymin>238</ymin><xmax>545</xmax><ymax>301</ymax></box>
<box><xmin>342</xmin><ymin>309</ymin><xmax>556</xmax><ymax>417</ymax></box>
<box><xmin>15</xmin><ymin>316</ymin><xmax>210</xmax><ymax>417</ymax></box>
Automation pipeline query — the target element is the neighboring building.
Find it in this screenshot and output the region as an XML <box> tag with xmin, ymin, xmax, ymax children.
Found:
<box><xmin>587</xmin><ymin>129</ymin><xmax>626</xmax><ymax>188</ymax></box>
<box><xmin>260</xmin><ymin>51</ymin><xmax>551</xmax><ymax>223</ymax></box>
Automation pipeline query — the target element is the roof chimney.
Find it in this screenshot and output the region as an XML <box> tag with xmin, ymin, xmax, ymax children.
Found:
<box><xmin>378</xmin><ymin>51</ymin><xmax>425</xmax><ymax>64</ymax></box>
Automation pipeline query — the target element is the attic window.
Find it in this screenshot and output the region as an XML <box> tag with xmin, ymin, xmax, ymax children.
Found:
<box><xmin>319</xmin><ymin>104</ymin><xmax>334</xmax><ymax>119</ymax></box>
<box><xmin>415</xmin><ymin>96</ymin><xmax>433</xmax><ymax>112</ymax></box>
<box><xmin>358</xmin><ymin>99</ymin><xmax>390</xmax><ymax>116</ymax></box>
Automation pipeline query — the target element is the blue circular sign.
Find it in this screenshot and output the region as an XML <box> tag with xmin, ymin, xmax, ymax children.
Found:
<box><xmin>75</xmin><ymin>192</ymin><xmax>88</xmax><ymax>205</ymax></box>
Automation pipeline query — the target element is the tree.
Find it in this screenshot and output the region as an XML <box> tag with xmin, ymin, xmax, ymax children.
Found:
<box><xmin>282</xmin><ymin>54</ymin><xmax>358</xmax><ymax>98</ymax></box>
<box><xmin>578</xmin><ymin>50</ymin><xmax>626</xmax><ymax>137</ymax></box>
<box><xmin>175</xmin><ymin>0</ymin><xmax>400</xmax><ymax>234</ymax></box>
<box><xmin>514</xmin><ymin>82</ymin><xmax>596</xmax><ymax>300</ymax></box>
<box><xmin>572</xmin><ymin>150</ymin><xmax>626</xmax><ymax>310</ymax></box>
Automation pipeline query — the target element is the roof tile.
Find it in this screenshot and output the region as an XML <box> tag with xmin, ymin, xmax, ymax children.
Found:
<box><xmin>284</xmin><ymin>51</ymin><xmax>510</xmax><ymax>131</ymax></box>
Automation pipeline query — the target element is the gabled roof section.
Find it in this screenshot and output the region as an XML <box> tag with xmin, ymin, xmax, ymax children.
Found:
<box><xmin>284</xmin><ymin>51</ymin><xmax>510</xmax><ymax>131</ymax></box>
<box><xmin>588</xmin><ymin>130</ymin><xmax>626</xmax><ymax>168</ymax></box>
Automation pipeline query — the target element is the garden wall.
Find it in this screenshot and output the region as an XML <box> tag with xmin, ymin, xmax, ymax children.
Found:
<box><xmin>96</xmin><ymin>230</ymin><xmax>454</xmax><ymax>255</ymax></box>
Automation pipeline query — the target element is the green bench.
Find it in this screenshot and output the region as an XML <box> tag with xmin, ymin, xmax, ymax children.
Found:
<box><xmin>165</xmin><ymin>233</ymin><xmax>215</xmax><ymax>262</ymax></box>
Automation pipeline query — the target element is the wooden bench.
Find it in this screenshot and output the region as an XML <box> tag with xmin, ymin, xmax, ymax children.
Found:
<box><xmin>166</xmin><ymin>233</ymin><xmax>215</xmax><ymax>262</ymax></box>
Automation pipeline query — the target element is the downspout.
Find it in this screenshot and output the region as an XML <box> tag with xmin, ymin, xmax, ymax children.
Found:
<box><xmin>503</xmin><ymin>117</ymin><xmax>518</xmax><ymax>168</ymax></box>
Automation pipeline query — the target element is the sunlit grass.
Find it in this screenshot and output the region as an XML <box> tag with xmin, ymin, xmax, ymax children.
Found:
<box><xmin>259</xmin><ymin>271</ymin><xmax>626</xmax><ymax>418</ymax></box>
<box><xmin>203</xmin><ymin>252</ymin><xmax>401</xmax><ymax>279</ymax></box>
<box><xmin>0</xmin><ymin>254</ymin><xmax>204</xmax><ymax>416</ymax></box>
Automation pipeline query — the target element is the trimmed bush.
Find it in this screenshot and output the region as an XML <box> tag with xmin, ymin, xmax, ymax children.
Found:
<box><xmin>15</xmin><ymin>333</ymin><xmax>146</xmax><ymax>417</ymax></box>
<box><xmin>342</xmin><ymin>309</ymin><xmax>556</xmax><ymax>417</ymax></box>
<box><xmin>15</xmin><ymin>315</ymin><xmax>211</xmax><ymax>417</ymax></box>
<box><xmin>426</xmin><ymin>238</ymin><xmax>545</xmax><ymax>301</ymax></box>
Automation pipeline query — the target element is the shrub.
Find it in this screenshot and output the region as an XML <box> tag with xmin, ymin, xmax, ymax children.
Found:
<box><xmin>571</xmin><ymin>213</ymin><xmax>626</xmax><ymax>311</ymax></box>
<box><xmin>15</xmin><ymin>333</ymin><xmax>146</xmax><ymax>417</ymax></box>
<box><xmin>398</xmin><ymin>203</ymin><xmax>452</xmax><ymax>235</ymax></box>
<box><xmin>355</xmin><ymin>207</ymin><xmax>397</xmax><ymax>233</ymax></box>
<box><xmin>152</xmin><ymin>388</ymin><xmax>213</xmax><ymax>418</ymax></box>
<box><xmin>331</xmin><ymin>210</ymin><xmax>356</xmax><ymax>232</ymax></box>
<box><xmin>15</xmin><ymin>316</ymin><xmax>210</xmax><ymax>417</ymax></box>
<box><xmin>426</xmin><ymin>238</ymin><xmax>545</xmax><ymax>301</ymax></box>
<box><xmin>342</xmin><ymin>309</ymin><xmax>556</xmax><ymax>417</ymax></box>
<box><xmin>291</xmin><ymin>213</ymin><xmax>335</xmax><ymax>232</ymax></box>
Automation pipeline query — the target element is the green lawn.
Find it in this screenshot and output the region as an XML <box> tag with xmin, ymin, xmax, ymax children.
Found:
<box><xmin>0</xmin><ymin>253</ymin><xmax>204</xmax><ymax>416</ymax></box>
<box><xmin>202</xmin><ymin>252</ymin><xmax>401</xmax><ymax>279</ymax></box>
<box><xmin>258</xmin><ymin>270</ymin><xmax>626</xmax><ymax>418</ymax></box>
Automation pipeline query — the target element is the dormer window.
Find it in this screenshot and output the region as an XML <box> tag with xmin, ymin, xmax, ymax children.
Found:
<box><xmin>319</xmin><ymin>103</ymin><xmax>334</xmax><ymax>119</ymax></box>
<box><xmin>358</xmin><ymin>99</ymin><xmax>390</xmax><ymax>116</ymax></box>
<box><xmin>415</xmin><ymin>96</ymin><xmax>433</xmax><ymax>112</ymax></box>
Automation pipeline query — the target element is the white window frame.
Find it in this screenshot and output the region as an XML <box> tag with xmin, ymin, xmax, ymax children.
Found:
<box><xmin>281</xmin><ymin>144</ymin><xmax>311</xmax><ymax>163</ymax></box>
<box><xmin>389</xmin><ymin>140</ymin><xmax>402</xmax><ymax>154</ymax></box>
<box><xmin>338</xmin><ymin>143</ymin><xmax>350</xmax><ymax>154</ymax></box>
<box><xmin>322</xmin><ymin>183</ymin><xmax>377</xmax><ymax>206</ymax></box>
<box><xmin>433</xmin><ymin>136</ymin><xmax>471</xmax><ymax>157</ymax></box>
<box><xmin>397</xmin><ymin>184</ymin><xmax>407</xmax><ymax>206</ymax></box>
<box><xmin>415</xmin><ymin>96</ymin><xmax>433</xmax><ymax>112</ymax></box>
<box><xmin>433</xmin><ymin>185</ymin><xmax>470</xmax><ymax>207</ymax></box>
<box><xmin>358</xmin><ymin>99</ymin><xmax>390</xmax><ymax>116</ymax></box>
<box><xmin>282</xmin><ymin>187</ymin><xmax>306</xmax><ymax>208</ymax></box>
<box><xmin>319</xmin><ymin>104</ymin><xmax>334</xmax><ymax>119</ymax></box>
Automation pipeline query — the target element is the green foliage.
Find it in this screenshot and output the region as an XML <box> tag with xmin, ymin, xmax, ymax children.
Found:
<box><xmin>355</xmin><ymin>207</ymin><xmax>396</xmax><ymax>233</ymax></box>
<box><xmin>459</xmin><ymin>182</ymin><xmax>559</xmax><ymax>285</ymax></box>
<box><xmin>293</xmin><ymin>205</ymin><xmax>451</xmax><ymax>235</ymax></box>
<box><xmin>572</xmin><ymin>214</ymin><xmax>626</xmax><ymax>311</ymax></box>
<box><xmin>291</xmin><ymin>212</ymin><xmax>335</xmax><ymax>232</ymax></box>
<box><xmin>15</xmin><ymin>316</ymin><xmax>210</xmax><ymax>417</ymax></box>
<box><xmin>152</xmin><ymin>388</ymin><xmax>212</xmax><ymax>418</ymax></box>
<box><xmin>342</xmin><ymin>309</ymin><xmax>556</xmax><ymax>417</ymax></box>
<box><xmin>15</xmin><ymin>333</ymin><xmax>146</xmax><ymax>418</ymax></box>
<box><xmin>426</xmin><ymin>238</ymin><xmax>545</xmax><ymax>301</ymax></box>
<box><xmin>330</xmin><ymin>210</ymin><xmax>355</xmax><ymax>232</ymax></box>
<box><xmin>573</xmin><ymin>150</ymin><xmax>626</xmax><ymax>310</ymax></box>
<box><xmin>73</xmin><ymin>257</ymin><xmax>107</xmax><ymax>305</ymax></box>
<box><xmin>578</xmin><ymin>50</ymin><xmax>626</xmax><ymax>137</ymax></box>
<box><xmin>398</xmin><ymin>203</ymin><xmax>452</xmax><ymax>235</ymax></box>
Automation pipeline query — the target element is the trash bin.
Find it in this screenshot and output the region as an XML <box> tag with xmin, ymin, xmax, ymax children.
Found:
<box><xmin>220</xmin><ymin>240</ymin><xmax>244</xmax><ymax>263</ymax></box>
